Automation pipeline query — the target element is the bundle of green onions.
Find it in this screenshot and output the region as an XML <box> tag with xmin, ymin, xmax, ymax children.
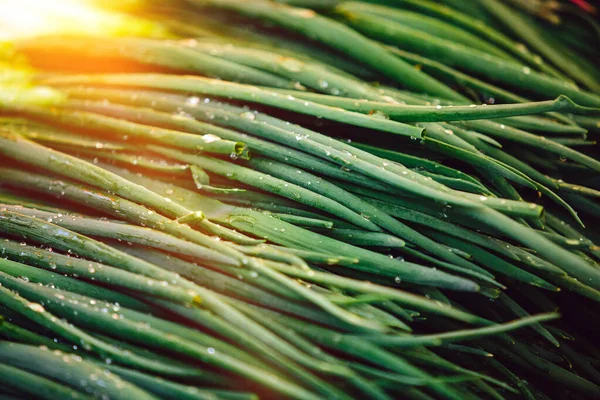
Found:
<box><xmin>1</xmin><ymin>0</ymin><xmax>600</xmax><ymax>399</ymax></box>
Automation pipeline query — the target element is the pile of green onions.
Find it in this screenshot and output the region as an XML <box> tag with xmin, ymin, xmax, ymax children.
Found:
<box><xmin>1</xmin><ymin>0</ymin><xmax>600</xmax><ymax>399</ymax></box>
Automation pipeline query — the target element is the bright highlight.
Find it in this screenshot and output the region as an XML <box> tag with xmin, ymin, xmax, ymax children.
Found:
<box><xmin>0</xmin><ymin>0</ymin><xmax>166</xmax><ymax>40</ymax></box>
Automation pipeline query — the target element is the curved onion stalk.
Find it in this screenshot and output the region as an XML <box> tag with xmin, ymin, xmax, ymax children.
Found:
<box><xmin>1</xmin><ymin>121</ymin><xmax>130</xmax><ymax>150</ymax></box>
<box><xmin>356</xmin><ymin>200</ymin><xmax>523</xmax><ymax>262</ymax></box>
<box><xmin>17</xmin><ymin>35</ymin><xmax>296</xmax><ymax>89</ymax></box>
<box><xmin>142</xmin><ymin>302</ymin><xmax>357</xmax><ymax>400</ymax></box>
<box><xmin>60</xmin><ymin>147</ymin><xmax>191</xmax><ymax>174</ymax></box>
<box><xmin>42</xmin><ymin>74</ymin><xmax>425</xmax><ymax>138</ymax></box>
<box><xmin>363</xmin><ymin>188</ymin><xmax>591</xmax><ymax>283</ymax></box>
<box><xmin>337</xmin><ymin>4</ymin><xmax>600</xmax><ymax>107</ymax></box>
<box><xmin>184</xmin><ymin>41</ymin><xmax>395</xmax><ymax>101</ymax></box>
<box><xmin>479</xmin><ymin>0</ymin><xmax>600</xmax><ymax>92</ymax></box>
<box><xmin>251</xmin><ymin>307</ymin><xmax>470</xmax><ymax>400</ymax></box>
<box><xmin>324</xmin><ymin>229</ymin><xmax>406</xmax><ymax>248</ymax></box>
<box><xmin>147</xmin><ymin>301</ymin><xmax>377</xmax><ymax>399</ymax></box>
<box><xmin>184</xmin><ymin>0</ymin><xmax>464</xmax><ymax>101</ymax></box>
<box><xmin>120</xmin><ymin>245</ymin><xmax>305</xmax><ymax>305</ymax></box>
<box><xmin>0</xmin><ymin>168</ymin><xmax>254</xmax><ymax>254</ymax></box>
<box><xmin>105</xmin><ymin>364</ymin><xmax>258</xmax><ymax>400</ymax></box>
<box><xmin>383</xmin><ymin>47</ymin><xmax>578</xmax><ymax>127</ymax></box>
<box><xmin>228</xmin><ymin>301</ymin><xmax>394</xmax><ymax>400</ymax></box>
<box><xmin>459</xmin><ymin>120</ymin><xmax>600</xmax><ymax>173</ymax></box>
<box><xmin>265</xmin><ymin>262</ymin><xmax>486</xmax><ymax>324</ymax></box>
<box><xmin>245</xmin><ymin>157</ymin><xmax>499</xmax><ymax>275</ymax></box>
<box><xmin>272</xmin><ymin>213</ymin><xmax>334</xmax><ymax>229</ymax></box>
<box><xmin>0</xmin><ymin>173</ymin><xmax>396</xmax><ymax>332</ymax></box>
<box><xmin>0</xmin><ymin>211</ymin><xmax>203</xmax><ymax>303</ymax></box>
<box><xmin>493</xmin><ymin>116</ymin><xmax>587</xmax><ymax>135</ymax></box>
<box><xmin>0</xmin><ymin>196</ymin><xmax>382</xmax><ymax>331</ymax></box>
<box><xmin>109</xmin><ymin>167</ymin><xmax>481</xmax><ymax>292</ymax></box>
<box><xmin>150</xmin><ymin>145</ymin><xmax>382</xmax><ymax>231</ymax></box>
<box><xmin>64</xmin><ymin>92</ymin><xmax>476</xmax><ymax>201</ymax></box>
<box><xmin>0</xmin><ymin>341</ymin><xmax>159</xmax><ymax>400</ymax></box>
<box><xmin>0</xmin><ymin>133</ymin><xmax>207</xmax><ymax>220</ymax></box>
<box><xmin>468</xmin><ymin>140</ymin><xmax>584</xmax><ymax>225</ymax></box>
<box><xmin>0</xmin><ymin>256</ymin><xmax>150</xmax><ymax>312</ymax></box>
<box><xmin>59</xmin><ymin>96</ymin><xmax>402</xmax><ymax>195</ymax></box>
<box><xmin>0</xmin><ymin>362</ymin><xmax>93</xmax><ymax>400</ymax></box>
<box><xmin>190</xmin><ymin>165</ymin><xmax>248</xmax><ymax>194</ymax></box>
<box><xmin>0</xmin><ymin>204</ymin><xmax>238</xmax><ymax>267</ymax></box>
<box><xmin>351</xmin><ymin>141</ymin><xmax>483</xmax><ymax>186</ymax></box>
<box><xmin>351</xmin><ymin>313</ymin><xmax>558</xmax><ymax>347</ymax></box>
<box><xmin>0</xmin><ymin>271</ymin><xmax>198</xmax><ymax>377</ymax></box>
<box><xmin>268</xmin><ymin>90</ymin><xmax>597</xmax><ymax>122</ymax></box>
<box><xmin>426</xmin><ymin>231</ymin><xmax>559</xmax><ymax>291</ymax></box>
<box><xmin>13</xmin><ymin>106</ymin><xmax>246</xmax><ymax>157</ymax></box>
<box><xmin>0</xmin><ymin>275</ymin><xmax>323</xmax><ymax>400</ymax></box>
<box><xmin>156</xmin><ymin>10</ymin><xmax>378</xmax><ymax>80</ymax></box>
<box><xmin>0</xmin><ymin>135</ymin><xmax>257</xmax><ymax>247</ymax></box>
<box><xmin>497</xmin><ymin>294</ymin><xmax>559</xmax><ymax>347</ymax></box>
<box><xmin>340</xmin><ymin>181</ymin><xmax>579</xmax><ymax>273</ymax></box>
<box><xmin>59</xmin><ymin>86</ymin><xmax>494</xmax><ymax>209</ymax></box>
<box><xmin>343</xmin><ymin>3</ymin><xmax>512</xmax><ymax>59</ymax></box>
<box><xmin>421</xmin><ymin>139</ymin><xmax>541</xmax><ymax>194</ymax></box>
<box><xmin>0</xmin><ymin>318</ymin><xmax>73</xmax><ymax>350</ymax></box>
<box><xmin>462</xmin><ymin>207</ymin><xmax>600</xmax><ymax>291</ymax></box>
<box><xmin>378</xmin><ymin>0</ymin><xmax>569</xmax><ymax>79</ymax></box>
<box><xmin>0</xmin><ymin>238</ymin><xmax>199</xmax><ymax>304</ymax></box>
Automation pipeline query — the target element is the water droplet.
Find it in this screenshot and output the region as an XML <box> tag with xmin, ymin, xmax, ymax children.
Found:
<box><xmin>280</xmin><ymin>59</ymin><xmax>304</xmax><ymax>72</ymax></box>
<box><xmin>186</xmin><ymin>96</ymin><xmax>200</xmax><ymax>106</ymax></box>
<box><xmin>28</xmin><ymin>302</ymin><xmax>45</xmax><ymax>313</ymax></box>
<box><xmin>240</xmin><ymin>111</ymin><xmax>256</xmax><ymax>121</ymax></box>
<box><xmin>369</xmin><ymin>110</ymin><xmax>389</xmax><ymax>120</ymax></box>
<box><xmin>203</xmin><ymin>134</ymin><xmax>220</xmax><ymax>144</ymax></box>
<box><xmin>291</xmin><ymin>9</ymin><xmax>316</xmax><ymax>18</ymax></box>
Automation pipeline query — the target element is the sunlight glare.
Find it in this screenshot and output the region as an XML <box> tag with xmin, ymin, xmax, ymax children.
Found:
<box><xmin>0</xmin><ymin>0</ymin><xmax>165</xmax><ymax>40</ymax></box>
